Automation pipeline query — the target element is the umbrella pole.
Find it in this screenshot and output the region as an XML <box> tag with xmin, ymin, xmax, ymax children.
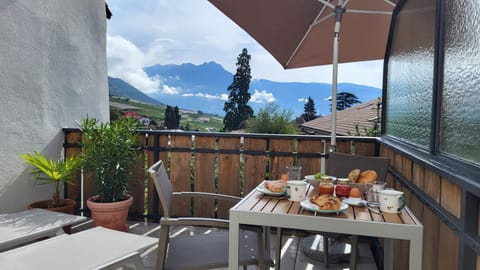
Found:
<box><xmin>329</xmin><ymin>3</ymin><xmax>345</xmax><ymax>153</ymax></box>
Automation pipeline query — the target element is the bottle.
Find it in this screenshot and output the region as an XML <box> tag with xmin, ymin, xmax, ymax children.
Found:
<box><xmin>319</xmin><ymin>176</ymin><xmax>334</xmax><ymax>195</ymax></box>
<box><xmin>335</xmin><ymin>178</ymin><xmax>351</xmax><ymax>198</ymax></box>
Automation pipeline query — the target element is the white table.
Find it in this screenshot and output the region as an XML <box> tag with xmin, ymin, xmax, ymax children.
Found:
<box><xmin>0</xmin><ymin>226</ymin><xmax>158</xmax><ymax>269</ymax></box>
<box><xmin>228</xmin><ymin>185</ymin><xmax>423</xmax><ymax>269</ymax></box>
<box><xmin>0</xmin><ymin>208</ymin><xmax>87</xmax><ymax>252</ymax></box>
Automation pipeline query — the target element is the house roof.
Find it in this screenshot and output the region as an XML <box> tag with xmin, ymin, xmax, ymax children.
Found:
<box><xmin>300</xmin><ymin>98</ymin><xmax>381</xmax><ymax>136</ymax></box>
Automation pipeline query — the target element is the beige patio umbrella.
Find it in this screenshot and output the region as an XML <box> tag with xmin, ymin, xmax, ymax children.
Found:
<box><xmin>208</xmin><ymin>0</ymin><xmax>396</xmax><ymax>151</ymax></box>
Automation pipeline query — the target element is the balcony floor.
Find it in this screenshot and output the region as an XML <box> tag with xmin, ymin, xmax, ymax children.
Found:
<box><xmin>73</xmin><ymin>220</ymin><xmax>379</xmax><ymax>269</ymax></box>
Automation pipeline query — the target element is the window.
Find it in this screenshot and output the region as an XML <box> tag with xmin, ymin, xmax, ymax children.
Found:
<box><xmin>440</xmin><ymin>1</ymin><xmax>480</xmax><ymax>164</ymax></box>
<box><xmin>385</xmin><ymin>0</ymin><xmax>436</xmax><ymax>148</ymax></box>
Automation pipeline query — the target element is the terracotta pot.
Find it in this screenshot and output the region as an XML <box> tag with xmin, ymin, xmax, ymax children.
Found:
<box><xmin>28</xmin><ymin>198</ymin><xmax>77</xmax><ymax>214</ymax></box>
<box><xmin>28</xmin><ymin>198</ymin><xmax>77</xmax><ymax>233</ymax></box>
<box><xmin>86</xmin><ymin>195</ymin><xmax>133</xmax><ymax>232</ymax></box>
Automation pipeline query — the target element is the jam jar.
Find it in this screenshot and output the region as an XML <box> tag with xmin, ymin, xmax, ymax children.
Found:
<box><xmin>319</xmin><ymin>176</ymin><xmax>334</xmax><ymax>195</ymax></box>
<box><xmin>335</xmin><ymin>178</ymin><xmax>351</xmax><ymax>198</ymax></box>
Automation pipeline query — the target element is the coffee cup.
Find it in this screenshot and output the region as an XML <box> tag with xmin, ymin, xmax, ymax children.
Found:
<box><xmin>286</xmin><ymin>180</ymin><xmax>307</xmax><ymax>202</ymax></box>
<box><xmin>378</xmin><ymin>189</ymin><xmax>406</xmax><ymax>213</ymax></box>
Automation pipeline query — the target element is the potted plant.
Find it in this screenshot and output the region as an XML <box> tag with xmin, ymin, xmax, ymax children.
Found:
<box><xmin>20</xmin><ymin>151</ymin><xmax>82</xmax><ymax>214</ymax></box>
<box><xmin>79</xmin><ymin>116</ymin><xmax>141</xmax><ymax>231</ymax></box>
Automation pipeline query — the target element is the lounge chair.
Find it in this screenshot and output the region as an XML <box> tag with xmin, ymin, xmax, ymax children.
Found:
<box><xmin>0</xmin><ymin>226</ymin><xmax>157</xmax><ymax>269</ymax></box>
<box><xmin>148</xmin><ymin>160</ymin><xmax>273</xmax><ymax>270</ymax></box>
<box><xmin>0</xmin><ymin>208</ymin><xmax>87</xmax><ymax>251</ymax></box>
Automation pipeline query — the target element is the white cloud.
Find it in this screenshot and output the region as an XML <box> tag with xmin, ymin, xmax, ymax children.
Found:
<box><xmin>181</xmin><ymin>92</ymin><xmax>228</xmax><ymax>101</ymax></box>
<box><xmin>107</xmin><ymin>35</ymin><xmax>160</xmax><ymax>94</ymax></box>
<box><xmin>162</xmin><ymin>85</ymin><xmax>180</xmax><ymax>95</ymax></box>
<box><xmin>298</xmin><ymin>98</ymin><xmax>308</xmax><ymax>103</ymax></box>
<box><xmin>106</xmin><ymin>0</ymin><xmax>384</xmax><ymax>94</ymax></box>
<box><xmin>250</xmin><ymin>90</ymin><xmax>276</xmax><ymax>103</ymax></box>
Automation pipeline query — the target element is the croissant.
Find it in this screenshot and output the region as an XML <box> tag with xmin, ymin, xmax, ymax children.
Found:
<box><xmin>310</xmin><ymin>194</ymin><xmax>342</xmax><ymax>210</ymax></box>
<box><xmin>265</xmin><ymin>180</ymin><xmax>286</xmax><ymax>192</ymax></box>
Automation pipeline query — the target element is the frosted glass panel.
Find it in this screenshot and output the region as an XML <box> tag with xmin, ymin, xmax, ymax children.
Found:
<box><xmin>440</xmin><ymin>1</ymin><xmax>480</xmax><ymax>164</ymax></box>
<box><xmin>385</xmin><ymin>0</ymin><xmax>436</xmax><ymax>147</ymax></box>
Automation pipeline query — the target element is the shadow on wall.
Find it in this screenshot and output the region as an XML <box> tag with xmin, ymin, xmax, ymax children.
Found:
<box><xmin>0</xmin><ymin>130</ymin><xmax>66</xmax><ymax>213</ymax></box>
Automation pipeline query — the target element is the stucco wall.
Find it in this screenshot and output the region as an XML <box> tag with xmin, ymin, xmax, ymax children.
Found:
<box><xmin>0</xmin><ymin>0</ymin><xmax>109</xmax><ymax>212</ymax></box>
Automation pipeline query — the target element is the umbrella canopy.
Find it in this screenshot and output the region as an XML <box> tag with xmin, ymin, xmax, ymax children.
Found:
<box><xmin>209</xmin><ymin>0</ymin><xmax>396</xmax><ymax>151</ymax></box>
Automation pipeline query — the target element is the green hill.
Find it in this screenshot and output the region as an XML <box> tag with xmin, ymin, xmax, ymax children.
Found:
<box><xmin>109</xmin><ymin>97</ymin><xmax>223</xmax><ymax>132</ymax></box>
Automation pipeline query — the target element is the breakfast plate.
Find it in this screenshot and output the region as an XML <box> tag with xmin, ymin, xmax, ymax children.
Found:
<box><xmin>255</xmin><ymin>181</ymin><xmax>286</xmax><ymax>196</ymax></box>
<box><xmin>343</xmin><ymin>198</ymin><xmax>367</xmax><ymax>206</ymax></box>
<box><xmin>300</xmin><ymin>200</ymin><xmax>348</xmax><ymax>213</ymax></box>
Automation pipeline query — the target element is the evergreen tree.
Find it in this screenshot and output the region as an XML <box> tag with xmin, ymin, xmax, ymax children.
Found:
<box><xmin>335</xmin><ymin>92</ymin><xmax>361</xmax><ymax>111</ymax></box>
<box><xmin>164</xmin><ymin>105</ymin><xmax>181</xmax><ymax>129</ymax></box>
<box><xmin>301</xmin><ymin>96</ymin><xmax>317</xmax><ymax>121</ymax></box>
<box><xmin>245</xmin><ymin>103</ymin><xmax>297</xmax><ymax>134</ymax></box>
<box><xmin>223</xmin><ymin>48</ymin><xmax>254</xmax><ymax>131</ymax></box>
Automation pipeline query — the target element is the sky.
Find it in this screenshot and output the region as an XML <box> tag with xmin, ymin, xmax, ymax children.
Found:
<box><xmin>105</xmin><ymin>0</ymin><xmax>384</xmax><ymax>96</ymax></box>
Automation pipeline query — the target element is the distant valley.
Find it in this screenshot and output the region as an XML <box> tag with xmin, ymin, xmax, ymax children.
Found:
<box><xmin>109</xmin><ymin>61</ymin><xmax>381</xmax><ymax>117</ymax></box>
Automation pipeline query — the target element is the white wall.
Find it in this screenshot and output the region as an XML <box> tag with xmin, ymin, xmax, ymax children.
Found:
<box><xmin>0</xmin><ymin>0</ymin><xmax>109</xmax><ymax>213</ymax></box>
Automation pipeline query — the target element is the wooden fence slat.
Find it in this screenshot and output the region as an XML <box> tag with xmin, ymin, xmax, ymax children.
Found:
<box><xmin>217</xmin><ymin>137</ymin><xmax>241</xmax><ymax>219</ymax></box>
<box><xmin>297</xmin><ymin>139</ymin><xmax>323</xmax><ymax>176</ymax></box>
<box><xmin>438</xmin><ymin>220</ymin><xmax>459</xmax><ymax>270</ymax></box>
<box><xmin>127</xmin><ymin>134</ymin><xmax>147</xmax><ymax>219</ymax></box>
<box><xmin>269</xmin><ymin>138</ymin><xmax>295</xmax><ymax>180</ymax></box>
<box><xmin>169</xmin><ymin>135</ymin><xmax>193</xmax><ymax>217</ymax></box>
<box><xmin>422</xmin><ymin>205</ymin><xmax>439</xmax><ymax>270</ymax></box>
<box><xmin>243</xmin><ymin>137</ymin><xmax>268</xmax><ymax>195</ymax></box>
<box><xmin>64</xmin><ymin>131</ymin><xmax>82</xmax><ymax>207</ymax></box>
<box><xmin>193</xmin><ymin>136</ymin><xmax>216</xmax><ymax>218</ymax></box>
<box><xmin>424</xmin><ymin>168</ymin><xmax>441</xmax><ymax>203</ymax></box>
<box><xmin>354</xmin><ymin>141</ymin><xmax>376</xmax><ymax>156</ymax></box>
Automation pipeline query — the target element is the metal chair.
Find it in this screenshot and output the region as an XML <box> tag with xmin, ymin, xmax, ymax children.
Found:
<box><xmin>321</xmin><ymin>152</ymin><xmax>390</xmax><ymax>269</ymax></box>
<box><xmin>148</xmin><ymin>160</ymin><xmax>273</xmax><ymax>270</ymax></box>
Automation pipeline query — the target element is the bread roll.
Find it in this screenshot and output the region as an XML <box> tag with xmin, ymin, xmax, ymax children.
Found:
<box><xmin>357</xmin><ymin>170</ymin><xmax>377</xmax><ymax>183</ymax></box>
<box><xmin>348</xmin><ymin>169</ymin><xmax>361</xmax><ymax>182</ymax></box>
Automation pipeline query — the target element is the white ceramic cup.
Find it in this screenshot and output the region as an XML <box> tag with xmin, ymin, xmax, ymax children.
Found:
<box><xmin>378</xmin><ymin>189</ymin><xmax>406</xmax><ymax>213</ymax></box>
<box><xmin>286</xmin><ymin>180</ymin><xmax>307</xmax><ymax>202</ymax></box>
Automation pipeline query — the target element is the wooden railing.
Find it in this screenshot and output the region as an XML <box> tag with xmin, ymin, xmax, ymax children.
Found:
<box><xmin>64</xmin><ymin>129</ymin><xmax>480</xmax><ymax>269</ymax></box>
<box><xmin>63</xmin><ymin>129</ymin><xmax>380</xmax><ymax>221</ymax></box>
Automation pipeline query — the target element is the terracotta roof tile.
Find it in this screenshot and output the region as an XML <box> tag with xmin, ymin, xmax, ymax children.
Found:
<box><xmin>300</xmin><ymin>98</ymin><xmax>381</xmax><ymax>136</ymax></box>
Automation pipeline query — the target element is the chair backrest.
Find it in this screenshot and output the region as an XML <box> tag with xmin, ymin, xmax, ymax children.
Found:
<box><xmin>326</xmin><ymin>152</ymin><xmax>390</xmax><ymax>181</ymax></box>
<box><xmin>148</xmin><ymin>160</ymin><xmax>173</xmax><ymax>218</ymax></box>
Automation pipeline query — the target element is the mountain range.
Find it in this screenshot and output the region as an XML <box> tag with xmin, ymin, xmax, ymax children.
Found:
<box><xmin>109</xmin><ymin>61</ymin><xmax>381</xmax><ymax>117</ymax></box>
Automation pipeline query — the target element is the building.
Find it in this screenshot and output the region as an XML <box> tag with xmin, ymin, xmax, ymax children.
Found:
<box><xmin>300</xmin><ymin>98</ymin><xmax>381</xmax><ymax>136</ymax></box>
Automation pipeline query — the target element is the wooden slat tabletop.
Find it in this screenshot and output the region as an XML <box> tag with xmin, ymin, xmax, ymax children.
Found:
<box><xmin>229</xmin><ymin>182</ymin><xmax>423</xmax><ymax>270</ymax></box>
<box><xmin>237</xmin><ymin>182</ymin><xmax>419</xmax><ymax>226</ymax></box>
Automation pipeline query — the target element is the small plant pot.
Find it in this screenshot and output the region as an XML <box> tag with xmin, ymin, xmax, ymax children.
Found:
<box><xmin>87</xmin><ymin>195</ymin><xmax>133</xmax><ymax>232</ymax></box>
<box><xmin>28</xmin><ymin>198</ymin><xmax>77</xmax><ymax>233</ymax></box>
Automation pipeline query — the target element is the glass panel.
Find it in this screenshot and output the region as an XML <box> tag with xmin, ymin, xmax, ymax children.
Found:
<box><xmin>440</xmin><ymin>1</ymin><xmax>480</xmax><ymax>164</ymax></box>
<box><xmin>385</xmin><ymin>0</ymin><xmax>436</xmax><ymax>147</ymax></box>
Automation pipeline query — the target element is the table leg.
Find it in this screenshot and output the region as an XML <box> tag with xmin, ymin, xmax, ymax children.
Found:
<box><xmin>275</xmin><ymin>227</ymin><xmax>282</xmax><ymax>270</ymax></box>
<box><xmin>409</xmin><ymin>232</ymin><xmax>423</xmax><ymax>270</ymax></box>
<box><xmin>228</xmin><ymin>213</ymin><xmax>240</xmax><ymax>270</ymax></box>
<box><xmin>384</xmin><ymin>239</ymin><xmax>394</xmax><ymax>270</ymax></box>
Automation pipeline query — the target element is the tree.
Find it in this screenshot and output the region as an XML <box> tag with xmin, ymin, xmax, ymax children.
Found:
<box><xmin>245</xmin><ymin>103</ymin><xmax>297</xmax><ymax>134</ymax></box>
<box><xmin>301</xmin><ymin>96</ymin><xmax>317</xmax><ymax>121</ymax></box>
<box><xmin>164</xmin><ymin>105</ymin><xmax>181</xmax><ymax>129</ymax></box>
<box><xmin>223</xmin><ymin>48</ymin><xmax>254</xmax><ymax>131</ymax></box>
<box><xmin>335</xmin><ymin>92</ymin><xmax>361</xmax><ymax>111</ymax></box>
